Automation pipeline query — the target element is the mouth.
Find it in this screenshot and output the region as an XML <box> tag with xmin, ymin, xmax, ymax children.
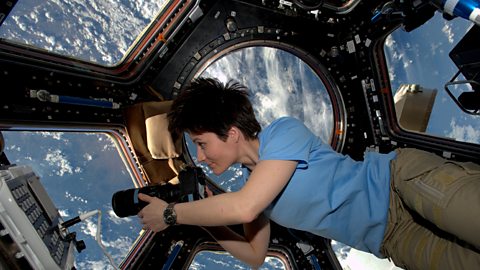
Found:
<box><xmin>206</xmin><ymin>162</ymin><xmax>223</xmax><ymax>175</ymax></box>
<box><xmin>205</xmin><ymin>162</ymin><xmax>214</xmax><ymax>169</ymax></box>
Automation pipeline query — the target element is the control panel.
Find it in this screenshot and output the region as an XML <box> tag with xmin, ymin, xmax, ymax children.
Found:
<box><xmin>0</xmin><ymin>165</ymin><xmax>75</xmax><ymax>270</ymax></box>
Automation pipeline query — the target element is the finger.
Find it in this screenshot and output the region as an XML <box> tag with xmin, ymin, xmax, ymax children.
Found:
<box><xmin>138</xmin><ymin>193</ymin><xmax>153</xmax><ymax>202</ymax></box>
<box><xmin>205</xmin><ymin>186</ymin><xmax>213</xmax><ymax>197</ymax></box>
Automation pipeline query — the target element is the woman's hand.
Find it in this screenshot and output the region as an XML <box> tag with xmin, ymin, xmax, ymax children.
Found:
<box><xmin>137</xmin><ymin>193</ymin><xmax>169</xmax><ymax>232</ymax></box>
<box><xmin>204</xmin><ymin>185</ymin><xmax>214</xmax><ymax>197</ymax></box>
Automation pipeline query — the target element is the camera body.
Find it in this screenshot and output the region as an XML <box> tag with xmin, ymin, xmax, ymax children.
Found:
<box><xmin>112</xmin><ymin>166</ymin><xmax>206</xmax><ymax>218</ymax></box>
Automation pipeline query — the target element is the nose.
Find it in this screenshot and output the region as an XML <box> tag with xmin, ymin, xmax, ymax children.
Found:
<box><xmin>196</xmin><ymin>146</ymin><xmax>206</xmax><ymax>162</ymax></box>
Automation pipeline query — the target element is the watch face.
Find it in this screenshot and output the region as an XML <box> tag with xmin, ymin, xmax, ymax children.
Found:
<box><xmin>165</xmin><ymin>215</ymin><xmax>175</xmax><ymax>225</ymax></box>
<box><xmin>164</xmin><ymin>204</ymin><xmax>177</xmax><ymax>225</ymax></box>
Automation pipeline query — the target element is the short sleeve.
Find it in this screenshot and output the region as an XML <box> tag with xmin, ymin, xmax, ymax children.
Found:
<box><xmin>258</xmin><ymin>117</ymin><xmax>317</xmax><ymax>168</ymax></box>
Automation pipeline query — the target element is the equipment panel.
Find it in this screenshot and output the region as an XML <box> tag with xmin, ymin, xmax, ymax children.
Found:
<box><xmin>0</xmin><ymin>165</ymin><xmax>74</xmax><ymax>270</ymax></box>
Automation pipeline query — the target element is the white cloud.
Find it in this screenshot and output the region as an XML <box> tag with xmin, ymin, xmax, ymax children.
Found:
<box><xmin>45</xmin><ymin>149</ymin><xmax>73</xmax><ymax>176</ymax></box>
<box><xmin>58</xmin><ymin>209</ymin><xmax>70</xmax><ymax>218</ymax></box>
<box><xmin>442</xmin><ymin>21</ymin><xmax>454</xmax><ymax>44</ymax></box>
<box><xmin>37</xmin><ymin>131</ymin><xmax>64</xmax><ymax>140</ymax></box>
<box><xmin>102</xmin><ymin>236</ymin><xmax>134</xmax><ymax>252</ymax></box>
<box><xmin>429</xmin><ymin>41</ymin><xmax>443</xmax><ymax>56</ymax></box>
<box><xmin>384</xmin><ymin>35</ymin><xmax>394</xmax><ymax>49</ymax></box>
<box><xmin>75</xmin><ymin>259</ymin><xmax>111</xmax><ymax>270</ymax></box>
<box><xmin>301</xmin><ymin>86</ymin><xmax>333</xmax><ymax>143</ymax></box>
<box><xmin>6</xmin><ymin>145</ymin><xmax>21</xmax><ymax>152</ymax></box>
<box><xmin>65</xmin><ymin>191</ymin><xmax>88</xmax><ymax>204</ymax></box>
<box><xmin>388</xmin><ymin>64</ymin><xmax>397</xmax><ymax>82</ymax></box>
<box><xmin>84</xmin><ymin>153</ymin><xmax>93</xmax><ymax>161</ymax></box>
<box><xmin>339</xmin><ymin>248</ymin><xmax>402</xmax><ymax>270</ymax></box>
<box><xmin>446</xmin><ymin>119</ymin><xmax>480</xmax><ymax>144</ymax></box>
<box><xmin>189</xmin><ymin>260</ymin><xmax>205</xmax><ymax>270</ymax></box>
<box><xmin>384</xmin><ymin>35</ymin><xmax>411</xmax><ymax>83</ymax></box>
<box><xmin>108</xmin><ymin>209</ymin><xmax>134</xmax><ymax>225</ymax></box>
<box><xmin>98</xmin><ymin>135</ymin><xmax>117</xmax><ymax>152</ymax></box>
<box><xmin>80</xmin><ymin>217</ymin><xmax>97</xmax><ymax>238</ymax></box>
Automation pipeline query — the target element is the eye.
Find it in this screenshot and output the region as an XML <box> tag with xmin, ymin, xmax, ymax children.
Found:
<box><xmin>197</xmin><ymin>142</ymin><xmax>206</xmax><ymax>149</ymax></box>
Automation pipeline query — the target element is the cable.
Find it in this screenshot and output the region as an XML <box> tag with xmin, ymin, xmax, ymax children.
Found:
<box><xmin>293</xmin><ymin>0</ymin><xmax>324</xmax><ymax>11</ymax></box>
<box><xmin>60</xmin><ymin>210</ymin><xmax>120</xmax><ymax>270</ymax></box>
<box><xmin>94</xmin><ymin>210</ymin><xmax>120</xmax><ymax>270</ymax></box>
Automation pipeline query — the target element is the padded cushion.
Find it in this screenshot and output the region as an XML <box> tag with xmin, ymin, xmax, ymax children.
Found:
<box><xmin>146</xmin><ymin>113</ymin><xmax>180</xmax><ymax>159</ymax></box>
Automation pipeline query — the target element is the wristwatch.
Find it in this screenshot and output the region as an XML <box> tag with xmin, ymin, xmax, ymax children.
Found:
<box><xmin>163</xmin><ymin>202</ymin><xmax>177</xmax><ymax>226</ymax></box>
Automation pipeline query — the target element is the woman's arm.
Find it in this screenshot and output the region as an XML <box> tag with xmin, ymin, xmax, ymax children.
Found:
<box><xmin>138</xmin><ymin>159</ymin><xmax>297</xmax><ymax>229</ymax></box>
<box><xmin>178</xmin><ymin>159</ymin><xmax>298</xmax><ymax>225</ymax></box>
<box><xmin>202</xmin><ymin>214</ymin><xmax>271</xmax><ymax>268</ymax></box>
<box><xmin>137</xmin><ymin>159</ymin><xmax>296</xmax><ymax>266</ymax></box>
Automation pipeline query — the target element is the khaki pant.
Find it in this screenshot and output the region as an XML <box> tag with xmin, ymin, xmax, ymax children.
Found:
<box><xmin>381</xmin><ymin>148</ymin><xmax>480</xmax><ymax>270</ymax></box>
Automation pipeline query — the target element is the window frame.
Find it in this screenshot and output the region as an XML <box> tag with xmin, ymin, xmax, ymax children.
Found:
<box><xmin>372</xmin><ymin>24</ymin><xmax>480</xmax><ymax>162</ymax></box>
<box><xmin>0</xmin><ymin>124</ymin><xmax>149</xmax><ymax>268</ymax></box>
<box><xmin>0</xmin><ymin>0</ymin><xmax>200</xmax><ymax>81</ymax></box>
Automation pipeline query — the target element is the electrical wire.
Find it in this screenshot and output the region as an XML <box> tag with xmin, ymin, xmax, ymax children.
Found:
<box><xmin>94</xmin><ymin>210</ymin><xmax>120</xmax><ymax>270</ymax></box>
<box><xmin>62</xmin><ymin>210</ymin><xmax>120</xmax><ymax>270</ymax></box>
<box><xmin>293</xmin><ymin>0</ymin><xmax>324</xmax><ymax>11</ymax></box>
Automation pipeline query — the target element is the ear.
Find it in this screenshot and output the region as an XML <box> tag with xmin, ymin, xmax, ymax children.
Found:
<box><xmin>227</xmin><ymin>126</ymin><xmax>241</xmax><ymax>143</ymax></box>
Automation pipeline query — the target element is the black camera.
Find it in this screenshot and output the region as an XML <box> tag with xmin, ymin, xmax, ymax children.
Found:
<box><xmin>112</xmin><ymin>166</ymin><xmax>206</xmax><ymax>218</ymax></box>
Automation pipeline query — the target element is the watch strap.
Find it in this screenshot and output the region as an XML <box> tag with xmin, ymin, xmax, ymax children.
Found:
<box><xmin>163</xmin><ymin>202</ymin><xmax>177</xmax><ymax>226</ymax></box>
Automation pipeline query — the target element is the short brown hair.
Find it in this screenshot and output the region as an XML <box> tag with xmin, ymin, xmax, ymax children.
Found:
<box><xmin>168</xmin><ymin>77</ymin><xmax>261</xmax><ymax>141</ymax></box>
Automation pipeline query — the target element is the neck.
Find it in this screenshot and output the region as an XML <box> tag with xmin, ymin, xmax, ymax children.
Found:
<box><xmin>238</xmin><ymin>138</ymin><xmax>259</xmax><ymax>170</ymax></box>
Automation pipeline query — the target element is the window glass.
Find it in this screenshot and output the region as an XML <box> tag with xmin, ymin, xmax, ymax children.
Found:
<box><xmin>189</xmin><ymin>250</ymin><xmax>287</xmax><ymax>269</ymax></box>
<box><xmin>0</xmin><ymin>1</ymin><xmax>169</xmax><ymax>66</ymax></box>
<box><xmin>2</xmin><ymin>131</ymin><xmax>142</xmax><ymax>269</ymax></box>
<box><xmin>385</xmin><ymin>13</ymin><xmax>479</xmax><ymax>144</ymax></box>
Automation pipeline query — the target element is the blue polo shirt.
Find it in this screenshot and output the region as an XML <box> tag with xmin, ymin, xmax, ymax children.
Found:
<box><xmin>252</xmin><ymin>117</ymin><xmax>396</xmax><ymax>256</ymax></box>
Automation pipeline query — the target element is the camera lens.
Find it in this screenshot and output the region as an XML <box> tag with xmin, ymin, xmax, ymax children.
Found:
<box><xmin>112</xmin><ymin>189</ymin><xmax>146</xmax><ymax>218</ymax></box>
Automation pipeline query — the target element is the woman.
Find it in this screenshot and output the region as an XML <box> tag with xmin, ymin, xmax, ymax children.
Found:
<box><xmin>138</xmin><ymin>78</ymin><xmax>480</xmax><ymax>269</ymax></box>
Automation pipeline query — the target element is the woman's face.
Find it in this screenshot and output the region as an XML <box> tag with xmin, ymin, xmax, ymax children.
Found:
<box><xmin>189</xmin><ymin>131</ymin><xmax>237</xmax><ymax>175</ymax></box>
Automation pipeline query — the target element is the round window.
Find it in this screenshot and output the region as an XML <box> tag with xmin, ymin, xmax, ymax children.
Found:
<box><xmin>186</xmin><ymin>44</ymin><xmax>345</xmax><ymax>191</ymax></box>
